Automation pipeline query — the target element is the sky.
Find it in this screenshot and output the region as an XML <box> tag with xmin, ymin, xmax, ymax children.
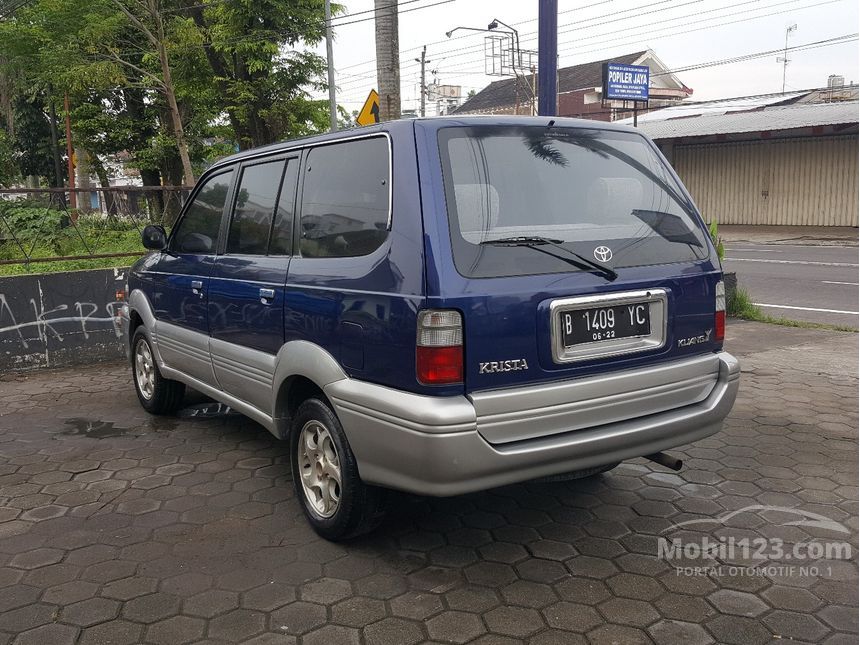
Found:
<box><xmin>310</xmin><ymin>0</ymin><xmax>860</xmax><ymax>114</ymax></box>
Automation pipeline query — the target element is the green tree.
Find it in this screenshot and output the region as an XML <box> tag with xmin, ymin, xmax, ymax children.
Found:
<box><xmin>183</xmin><ymin>0</ymin><xmax>336</xmax><ymax>148</ymax></box>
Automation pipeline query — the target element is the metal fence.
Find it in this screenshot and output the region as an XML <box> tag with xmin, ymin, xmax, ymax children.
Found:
<box><xmin>0</xmin><ymin>186</ymin><xmax>191</xmax><ymax>268</ymax></box>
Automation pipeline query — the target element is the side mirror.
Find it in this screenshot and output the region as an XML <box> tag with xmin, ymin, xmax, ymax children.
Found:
<box><xmin>142</xmin><ymin>224</ymin><xmax>168</xmax><ymax>251</ymax></box>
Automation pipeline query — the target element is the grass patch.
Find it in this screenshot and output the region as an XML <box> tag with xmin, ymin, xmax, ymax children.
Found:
<box><xmin>0</xmin><ymin>203</ymin><xmax>147</xmax><ymax>275</ymax></box>
<box><xmin>729</xmin><ymin>286</ymin><xmax>858</xmax><ymax>333</ymax></box>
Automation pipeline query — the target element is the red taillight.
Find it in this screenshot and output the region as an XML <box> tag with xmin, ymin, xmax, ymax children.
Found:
<box><xmin>715</xmin><ymin>310</ymin><xmax>726</xmax><ymax>342</ymax></box>
<box><xmin>417</xmin><ymin>346</ymin><xmax>463</xmax><ymax>385</ymax></box>
<box><xmin>416</xmin><ymin>310</ymin><xmax>463</xmax><ymax>385</ymax></box>
<box><xmin>715</xmin><ymin>280</ymin><xmax>726</xmax><ymax>342</ymax></box>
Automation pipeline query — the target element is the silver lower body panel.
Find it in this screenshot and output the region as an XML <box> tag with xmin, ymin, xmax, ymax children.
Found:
<box><xmin>326</xmin><ymin>352</ymin><xmax>740</xmax><ymax>496</ymax></box>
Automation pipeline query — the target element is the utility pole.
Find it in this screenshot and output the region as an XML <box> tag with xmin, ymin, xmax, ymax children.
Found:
<box><xmin>415</xmin><ymin>46</ymin><xmax>430</xmax><ymax>117</ymax></box>
<box><xmin>537</xmin><ymin>0</ymin><xmax>558</xmax><ymax>116</ymax></box>
<box><xmin>324</xmin><ymin>0</ymin><xmax>337</xmax><ymax>131</ymax></box>
<box><xmin>64</xmin><ymin>92</ymin><xmax>76</xmax><ymax>209</ymax></box>
<box><xmin>778</xmin><ymin>23</ymin><xmax>797</xmax><ymax>93</ymax></box>
<box><xmin>374</xmin><ymin>0</ymin><xmax>401</xmax><ymax>121</ymax></box>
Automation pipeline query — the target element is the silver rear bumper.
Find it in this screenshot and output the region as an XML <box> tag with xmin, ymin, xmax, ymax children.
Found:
<box><xmin>326</xmin><ymin>352</ymin><xmax>740</xmax><ymax>496</ymax></box>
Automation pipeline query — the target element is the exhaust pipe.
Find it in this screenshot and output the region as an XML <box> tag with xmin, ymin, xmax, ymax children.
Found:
<box><xmin>645</xmin><ymin>451</ymin><xmax>683</xmax><ymax>471</ymax></box>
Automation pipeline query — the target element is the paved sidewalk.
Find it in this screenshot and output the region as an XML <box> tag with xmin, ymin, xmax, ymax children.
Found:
<box><xmin>0</xmin><ymin>321</ymin><xmax>856</xmax><ymax>645</ymax></box>
<box><xmin>719</xmin><ymin>225</ymin><xmax>858</xmax><ymax>246</ymax></box>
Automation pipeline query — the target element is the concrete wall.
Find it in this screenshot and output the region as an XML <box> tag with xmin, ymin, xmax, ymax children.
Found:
<box><xmin>0</xmin><ymin>267</ymin><xmax>129</xmax><ymax>371</ymax></box>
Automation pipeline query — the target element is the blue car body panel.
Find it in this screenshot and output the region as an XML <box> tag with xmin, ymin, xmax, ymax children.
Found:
<box><xmin>129</xmin><ymin>115</ymin><xmax>724</xmax><ymax>401</ymax></box>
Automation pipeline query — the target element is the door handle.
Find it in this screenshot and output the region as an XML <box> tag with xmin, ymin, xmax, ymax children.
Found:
<box><xmin>259</xmin><ymin>288</ymin><xmax>275</xmax><ymax>303</ymax></box>
<box><xmin>190</xmin><ymin>280</ymin><xmax>203</xmax><ymax>296</ymax></box>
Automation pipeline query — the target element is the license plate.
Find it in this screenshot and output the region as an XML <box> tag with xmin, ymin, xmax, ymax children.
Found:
<box><xmin>561</xmin><ymin>303</ymin><xmax>651</xmax><ymax>346</ymax></box>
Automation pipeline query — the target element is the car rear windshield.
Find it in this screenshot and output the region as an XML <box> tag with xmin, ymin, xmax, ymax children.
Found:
<box><xmin>438</xmin><ymin>125</ymin><xmax>709</xmax><ymax>278</ymax></box>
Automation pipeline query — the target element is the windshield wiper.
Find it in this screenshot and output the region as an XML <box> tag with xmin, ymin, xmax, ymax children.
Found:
<box><xmin>480</xmin><ymin>236</ymin><xmax>618</xmax><ymax>281</ymax></box>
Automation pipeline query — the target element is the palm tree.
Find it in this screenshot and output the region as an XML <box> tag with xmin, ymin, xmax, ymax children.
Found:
<box><xmin>374</xmin><ymin>0</ymin><xmax>400</xmax><ymax>121</ymax></box>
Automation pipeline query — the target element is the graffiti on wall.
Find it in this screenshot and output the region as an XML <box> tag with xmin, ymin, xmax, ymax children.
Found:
<box><xmin>0</xmin><ymin>294</ymin><xmax>123</xmax><ymax>349</ymax></box>
<box><xmin>0</xmin><ymin>268</ymin><xmax>128</xmax><ymax>370</ymax></box>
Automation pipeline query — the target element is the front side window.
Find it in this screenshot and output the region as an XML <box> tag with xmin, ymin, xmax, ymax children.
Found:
<box><xmin>300</xmin><ymin>137</ymin><xmax>390</xmax><ymax>258</ymax></box>
<box><xmin>227</xmin><ymin>160</ymin><xmax>286</xmax><ymax>255</ymax></box>
<box><xmin>438</xmin><ymin>126</ymin><xmax>709</xmax><ymax>278</ymax></box>
<box><xmin>172</xmin><ymin>170</ymin><xmax>234</xmax><ymax>254</ymax></box>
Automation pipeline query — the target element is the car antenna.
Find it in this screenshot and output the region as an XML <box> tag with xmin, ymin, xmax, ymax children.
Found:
<box><xmin>547</xmin><ymin>119</ymin><xmax>555</xmax><ymax>127</ymax></box>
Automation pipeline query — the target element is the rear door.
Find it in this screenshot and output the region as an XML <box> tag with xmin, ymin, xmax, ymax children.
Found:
<box><xmin>151</xmin><ymin>168</ymin><xmax>235</xmax><ymax>386</ymax></box>
<box><xmin>425</xmin><ymin>123</ymin><xmax>722</xmax><ymax>392</ymax></box>
<box><xmin>209</xmin><ymin>155</ymin><xmax>300</xmax><ymax>412</ymax></box>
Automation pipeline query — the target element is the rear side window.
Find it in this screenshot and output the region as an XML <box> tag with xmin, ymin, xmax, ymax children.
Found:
<box><xmin>300</xmin><ymin>137</ymin><xmax>390</xmax><ymax>258</ymax></box>
<box><xmin>172</xmin><ymin>170</ymin><xmax>233</xmax><ymax>254</ymax></box>
<box><xmin>227</xmin><ymin>159</ymin><xmax>286</xmax><ymax>255</ymax></box>
<box><xmin>269</xmin><ymin>160</ymin><xmax>299</xmax><ymax>255</ymax></box>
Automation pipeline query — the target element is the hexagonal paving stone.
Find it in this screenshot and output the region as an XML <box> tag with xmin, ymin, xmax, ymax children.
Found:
<box><xmin>241</xmin><ymin>582</ymin><xmax>296</xmax><ymax>612</ymax></box>
<box><xmin>78</xmin><ymin>620</ymin><xmax>143</xmax><ymax>645</ymax></box>
<box><xmin>207</xmin><ymin>608</ymin><xmax>267</xmax><ymax>641</ymax></box>
<box><xmin>484</xmin><ymin>606</ymin><xmax>544</xmax><ymax>638</ymax></box>
<box><xmin>102</xmin><ymin>576</ymin><xmax>159</xmax><ymax>601</ymax></box>
<box><xmin>363</xmin><ymin>617</ymin><xmax>423</xmax><ymax>645</ymax></box>
<box><xmin>11</xmin><ymin>623</ymin><xmax>79</xmax><ymax>645</ymax></box>
<box><xmin>303</xmin><ymin>625</ymin><xmax>360</xmax><ymax>645</ymax></box>
<box><xmin>300</xmin><ymin>577</ymin><xmax>352</xmax><ymax>604</ymax></box>
<box><xmin>122</xmin><ymin>592</ymin><xmax>182</xmax><ymax>624</ymax></box>
<box><xmin>707</xmin><ymin>588</ymin><xmax>770</xmax><ymax>617</ymax></box>
<box><xmin>60</xmin><ymin>597</ymin><xmax>120</xmax><ymax>627</ymax></box>
<box><xmin>501</xmin><ymin>580</ymin><xmax>557</xmax><ymax>609</ymax></box>
<box><xmin>543</xmin><ymin>601</ymin><xmax>603</xmax><ymax>633</ymax></box>
<box><xmin>353</xmin><ymin>573</ymin><xmax>408</xmax><ymax>600</ymax></box>
<box><xmin>705</xmin><ymin>615</ymin><xmax>773</xmax><ymax>645</ymax></box>
<box><xmin>271</xmin><ymin>601</ymin><xmax>327</xmax><ymax>636</ymax></box>
<box><xmin>426</xmin><ymin>610</ymin><xmax>487</xmax><ymax>644</ymax></box>
<box><xmin>388</xmin><ymin>590</ymin><xmax>443</xmax><ymax>621</ymax></box>
<box><xmin>183</xmin><ymin>588</ymin><xmax>239</xmax><ymax>618</ymax></box>
<box><xmin>648</xmin><ymin>620</ymin><xmax>714</xmax><ymax>645</ymax></box>
<box><xmin>331</xmin><ymin>596</ymin><xmax>387</xmax><ymax>627</ymax></box>
<box><xmin>763</xmin><ymin>610</ymin><xmax>830</xmax><ymax>642</ymax></box>
<box><xmin>10</xmin><ymin>549</ymin><xmax>64</xmax><ymax>570</ymax></box>
<box><xmin>144</xmin><ymin>616</ymin><xmax>206</xmax><ymax>645</ymax></box>
<box><xmin>599</xmin><ymin>597</ymin><xmax>661</xmax><ymax>628</ymax></box>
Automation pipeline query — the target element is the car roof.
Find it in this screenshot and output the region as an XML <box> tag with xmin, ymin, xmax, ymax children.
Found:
<box><xmin>207</xmin><ymin>115</ymin><xmax>644</xmax><ymax>173</ymax></box>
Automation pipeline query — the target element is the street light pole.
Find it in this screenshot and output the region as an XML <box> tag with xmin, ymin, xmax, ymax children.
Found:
<box><xmin>537</xmin><ymin>0</ymin><xmax>557</xmax><ymax>116</ymax></box>
<box><xmin>324</xmin><ymin>0</ymin><xmax>337</xmax><ymax>131</ymax></box>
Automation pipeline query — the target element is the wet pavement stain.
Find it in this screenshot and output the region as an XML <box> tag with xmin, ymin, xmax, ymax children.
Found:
<box><xmin>61</xmin><ymin>418</ymin><xmax>131</xmax><ymax>438</ymax></box>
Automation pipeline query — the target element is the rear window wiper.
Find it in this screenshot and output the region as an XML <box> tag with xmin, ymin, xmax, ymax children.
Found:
<box><xmin>480</xmin><ymin>236</ymin><xmax>618</xmax><ymax>281</ymax></box>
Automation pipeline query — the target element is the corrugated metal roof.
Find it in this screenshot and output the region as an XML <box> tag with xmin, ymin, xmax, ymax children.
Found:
<box><xmin>628</xmin><ymin>100</ymin><xmax>859</xmax><ymax>140</ymax></box>
<box><xmin>621</xmin><ymin>92</ymin><xmax>806</xmax><ymax>124</ymax></box>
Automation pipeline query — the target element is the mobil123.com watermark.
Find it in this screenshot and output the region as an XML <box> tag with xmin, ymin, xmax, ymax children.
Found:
<box><xmin>657</xmin><ymin>505</ymin><xmax>854</xmax><ymax>579</ymax></box>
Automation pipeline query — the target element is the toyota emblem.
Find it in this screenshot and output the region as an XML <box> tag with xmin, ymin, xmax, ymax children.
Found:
<box><xmin>593</xmin><ymin>246</ymin><xmax>613</xmax><ymax>262</ymax></box>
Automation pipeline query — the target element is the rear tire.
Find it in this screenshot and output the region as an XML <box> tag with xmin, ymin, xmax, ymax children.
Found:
<box><xmin>132</xmin><ymin>328</ymin><xmax>185</xmax><ymax>415</ymax></box>
<box><xmin>290</xmin><ymin>397</ymin><xmax>386</xmax><ymax>540</ymax></box>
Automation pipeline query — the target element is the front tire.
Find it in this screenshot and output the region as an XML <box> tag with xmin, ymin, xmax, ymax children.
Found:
<box><xmin>290</xmin><ymin>398</ymin><xmax>386</xmax><ymax>540</ymax></box>
<box><xmin>131</xmin><ymin>328</ymin><xmax>185</xmax><ymax>415</ymax></box>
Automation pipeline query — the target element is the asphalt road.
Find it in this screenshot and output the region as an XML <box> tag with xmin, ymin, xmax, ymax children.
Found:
<box><xmin>723</xmin><ymin>243</ymin><xmax>859</xmax><ymax>327</ymax></box>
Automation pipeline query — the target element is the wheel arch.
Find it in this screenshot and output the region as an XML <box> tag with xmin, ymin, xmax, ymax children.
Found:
<box><xmin>272</xmin><ymin>341</ymin><xmax>348</xmax><ymax>440</ymax></box>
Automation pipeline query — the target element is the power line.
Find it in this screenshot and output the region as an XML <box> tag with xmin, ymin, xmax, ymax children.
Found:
<box><xmin>333</xmin><ymin>0</ymin><xmax>787</xmax><ymax>92</ymax></box>
<box><xmin>334</xmin><ymin>0</ymin><xmax>618</xmax><ymax>74</ymax></box>
<box><xmin>337</xmin><ymin>0</ymin><xmax>847</xmax><ymax>95</ymax></box>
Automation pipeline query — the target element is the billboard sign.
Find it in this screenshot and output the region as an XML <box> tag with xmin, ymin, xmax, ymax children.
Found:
<box><xmin>603</xmin><ymin>63</ymin><xmax>650</xmax><ymax>101</ymax></box>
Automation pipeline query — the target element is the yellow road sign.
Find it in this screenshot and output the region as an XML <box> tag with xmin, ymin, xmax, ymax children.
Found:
<box><xmin>356</xmin><ymin>89</ymin><xmax>380</xmax><ymax>126</ymax></box>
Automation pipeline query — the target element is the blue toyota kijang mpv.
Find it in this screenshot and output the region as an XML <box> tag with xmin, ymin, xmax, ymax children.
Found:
<box><xmin>121</xmin><ymin>116</ymin><xmax>739</xmax><ymax>540</ymax></box>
